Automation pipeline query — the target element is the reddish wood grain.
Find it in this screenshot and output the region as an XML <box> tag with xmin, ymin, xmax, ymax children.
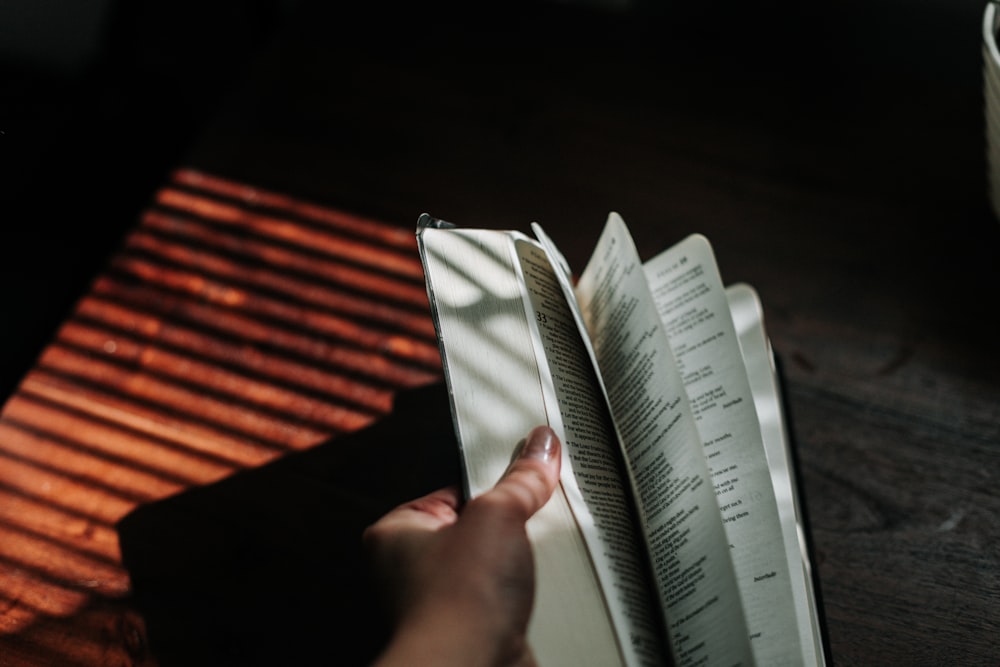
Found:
<box><xmin>0</xmin><ymin>168</ymin><xmax>442</xmax><ymax>665</ymax></box>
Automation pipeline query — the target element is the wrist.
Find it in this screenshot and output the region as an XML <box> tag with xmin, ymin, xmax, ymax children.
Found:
<box><xmin>373</xmin><ymin>608</ymin><xmax>531</xmax><ymax>667</ymax></box>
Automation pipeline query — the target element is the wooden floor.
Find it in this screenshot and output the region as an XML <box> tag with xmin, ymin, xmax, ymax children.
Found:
<box><xmin>2</xmin><ymin>1</ymin><xmax>999</xmax><ymax>665</ymax></box>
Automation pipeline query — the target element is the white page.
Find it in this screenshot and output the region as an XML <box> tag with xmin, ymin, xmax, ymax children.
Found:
<box><xmin>418</xmin><ymin>226</ymin><xmax>624</xmax><ymax>667</ymax></box>
<box><xmin>644</xmin><ymin>236</ymin><xmax>802</xmax><ymax>665</ymax></box>
<box><xmin>514</xmin><ymin>238</ymin><xmax>667</xmax><ymax>666</ymax></box>
<box><xmin>727</xmin><ymin>283</ymin><xmax>826</xmax><ymax>667</ymax></box>
<box><xmin>536</xmin><ymin>215</ymin><xmax>754</xmax><ymax>667</ymax></box>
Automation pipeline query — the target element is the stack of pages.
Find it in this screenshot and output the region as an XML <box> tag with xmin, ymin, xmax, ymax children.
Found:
<box><xmin>417</xmin><ymin>212</ymin><xmax>829</xmax><ymax>666</ymax></box>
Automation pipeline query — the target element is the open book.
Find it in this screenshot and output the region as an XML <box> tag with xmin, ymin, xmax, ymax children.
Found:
<box><xmin>416</xmin><ymin>212</ymin><xmax>827</xmax><ymax>667</ymax></box>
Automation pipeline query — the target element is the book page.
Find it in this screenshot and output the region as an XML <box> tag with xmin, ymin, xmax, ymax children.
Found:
<box><xmin>417</xmin><ymin>226</ymin><xmax>624</xmax><ymax>667</ymax></box>
<box><xmin>514</xmin><ymin>239</ymin><xmax>667</xmax><ymax>667</ymax></box>
<box><xmin>542</xmin><ymin>214</ymin><xmax>754</xmax><ymax>667</ymax></box>
<box><xmin>643</xmin><ymin>236</ymin><xmax>802</xmax><ymax>665</ymax></box>
<box><xmin>727</xmin><ymin>283</ymin><xmax>827</xmax><ymax>667</ymax></box>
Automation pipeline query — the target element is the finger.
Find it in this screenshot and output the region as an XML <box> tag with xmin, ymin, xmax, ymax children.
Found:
<box><xmin>490</xmin><ymin>425</ymin><xmax>561</xmax><ymax>521</ymax></box>
<box><xmin>401</xmin><ymin>485</ymin><xmax>463</xmax><ymax>521</ymax></box>
<box><xmin>363</xmin><ymin>485</ymin><xmax>463</xmax><ymax>546</ymax></box>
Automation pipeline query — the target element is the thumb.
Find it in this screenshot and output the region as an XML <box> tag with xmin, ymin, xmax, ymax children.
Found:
<box><xmin>490</xmin><ymin>425</ymin><xmax>562</xmax><ymax>521</ymax></box>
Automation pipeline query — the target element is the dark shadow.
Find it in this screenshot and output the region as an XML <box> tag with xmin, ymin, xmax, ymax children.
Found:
<box><xmin>115</xmin><ymin>381</ymin><xmax>460</xmax><ymax>667</ymax></box>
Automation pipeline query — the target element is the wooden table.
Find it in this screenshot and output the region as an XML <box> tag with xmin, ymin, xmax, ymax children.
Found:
<box><xmin>0</xmin><ymin>168</ymin><xmax>451</xmax><ymax>666</ymax></box>
<box><xmin>2</xmin><ymin>1</ymin><xmax>999</xmax><ymax>665</ymax></box>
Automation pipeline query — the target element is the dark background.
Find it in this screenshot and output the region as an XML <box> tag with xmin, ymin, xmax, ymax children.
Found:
<box><xmin>1</xmin><ymin>0</ymin><xmax>991</xmax><ymax>401</ymax></box>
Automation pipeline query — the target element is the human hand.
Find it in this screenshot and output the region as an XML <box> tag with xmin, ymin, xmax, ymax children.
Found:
<box><xmin>363</xmin><ymin>425</ymin><xmax>562</xmax><ymax>667</ymax></box>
